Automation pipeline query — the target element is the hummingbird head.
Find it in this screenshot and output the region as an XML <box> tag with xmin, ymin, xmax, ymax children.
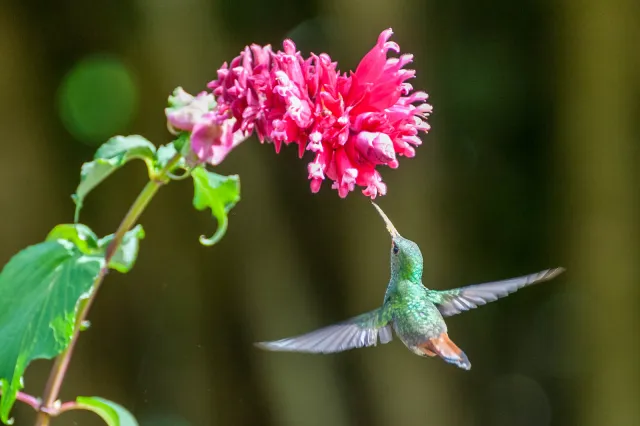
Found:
<box><xmin>371</xmin><ymin>202</ymin><xmax>424</xmax><ymax>282</ymax></box>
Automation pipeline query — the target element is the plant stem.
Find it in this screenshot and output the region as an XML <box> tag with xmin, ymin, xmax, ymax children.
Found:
<box><xmin>34</xmin><ymin>153</ymin><xmax>182</xmax><ymax>426</ymax></box>
<box><xmin>0</xmin><ymin>391</ymin><xmax>41</xmax><ymax>412</ymax></box>
<box><xmin>54</xmin><ymin>401</ymin><xmax>79</xmax><ymax>416</ymax></box>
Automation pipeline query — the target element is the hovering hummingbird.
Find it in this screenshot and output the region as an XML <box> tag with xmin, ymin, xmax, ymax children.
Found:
<box><xmin>256</xmin><ymin>202</ymin><xmax>564</xmax><ymax>370</ymax></box>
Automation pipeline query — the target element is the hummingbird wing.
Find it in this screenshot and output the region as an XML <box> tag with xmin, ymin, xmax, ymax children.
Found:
<box><xmin>255</xmin><ymin>308</ymin><xmax>393</xmax><ymax>354</ymax></box>
<box><xmin>426</xmin><ymin>268</ymin><xmax>564</xmax><ymax>317</ymax></box>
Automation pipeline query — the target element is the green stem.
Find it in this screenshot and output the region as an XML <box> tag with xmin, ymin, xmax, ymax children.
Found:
<box><xmin>34</xmin><ymin>153</ymin><xmax>182</xmax><ymax>426</ymax></box>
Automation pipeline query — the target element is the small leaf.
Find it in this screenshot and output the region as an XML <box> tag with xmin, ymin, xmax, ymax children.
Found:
<box><xmin>191</xmin><ymin>166</ymin><xmax>240</xmax><ymax>246</ymax></box>
<box><xmin>97</xmin><ymin>225</ymin><xmax>145</xmax><ymax>273</ymax></box>
<box><xmin>73</xmin><ymin>135</ymin><xmax>156</xmax><ymax>222</ymax></box>
<box><xmin>76</xmin><ymin>396</ymin><xmax>138</xmax><ymax>426</ymax></box>
<box><xmin>154</xmin><ymin>144</ymin><xmax>180</xmax><ymax>170</ymax></box>
<box><xmin>93</xmin><ymin>135</ymin><xmax>155</xmax><ymax>160</ymax></box>
<box><xmin>46</xmin><ymin>224</ymin><xmax>100</xmax><ymax>255</ymax></box>
<box><xmin>172</xmin><ymin>132</ymin><xmax>190</xmax><ymax>155</ymax></box>
<box><xmin>154</xmin><ymin>140</ymin><xmax>187</xmax><ymax>172</ymax></box>
<box><xmin>0</xmin><ymin>239</ymin><xmax>104</xmax><ymax>423</ymax></box>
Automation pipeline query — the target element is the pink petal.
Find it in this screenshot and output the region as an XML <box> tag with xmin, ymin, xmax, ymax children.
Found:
<box><xmin>354</xmin><ymin>131</ymin><xmax>397</xmax><ymax>164</ymax></box>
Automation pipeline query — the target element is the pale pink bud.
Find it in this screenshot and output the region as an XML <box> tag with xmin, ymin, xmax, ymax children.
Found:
<box><xmin>354</xmin><ymin>131</ymin><xmax>397</xmax><ymax>164</ymax></box>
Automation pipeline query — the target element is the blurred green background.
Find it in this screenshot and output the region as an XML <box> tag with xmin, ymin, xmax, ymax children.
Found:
<box><xmin>1</xmin><ymin>0</ymin><xmax>638</xmax><ymax>425</ymax></box>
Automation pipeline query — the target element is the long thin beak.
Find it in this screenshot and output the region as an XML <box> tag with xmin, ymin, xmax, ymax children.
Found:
<box><xmin>371</xmin><ymin>202</ymin><xmax>400</xmax><ymax>237</ymax></box>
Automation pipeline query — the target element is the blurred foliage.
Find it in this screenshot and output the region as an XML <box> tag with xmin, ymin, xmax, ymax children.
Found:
<box><xmin>58</xmin><ymin>55</ymin><xmax>138</xmax><ymax>145</ymax></box>
<box><xmin>0</xmin><ymin>0</ymin><xmax>638</xmax><ymax>424</ymax></box>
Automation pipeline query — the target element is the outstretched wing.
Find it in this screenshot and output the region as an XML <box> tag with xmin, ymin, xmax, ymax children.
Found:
<box><xmin>255</xmin><ymin>308</ymin><xmax>393</xmax><ymax>354</ymax></box>
<box><xmin>427</xmin><ymin>268</ymin><xmax>565</xmax><ymax>317</ymax></box>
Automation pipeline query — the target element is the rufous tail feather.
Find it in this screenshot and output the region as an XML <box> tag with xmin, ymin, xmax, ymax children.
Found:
<box><xmin>419</xmin><ymin>333</ymin><xmax>471</xmax><ymax>370</ymax></box>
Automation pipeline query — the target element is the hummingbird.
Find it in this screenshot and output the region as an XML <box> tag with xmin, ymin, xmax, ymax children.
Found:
<box><xmin>255</xmin><ymin>202</ymin><xmax>564</xmax><ymax>370</ymax></box>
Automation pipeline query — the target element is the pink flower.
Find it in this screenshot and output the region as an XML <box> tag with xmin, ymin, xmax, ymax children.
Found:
<box><xmin>206</xmin><ymin>28</ymin><xmax>432</xmax><ymax>198</ymax></box>
<box><xmin>165</xmin><ymin>87</ymin><xmax>248</xmax><ymax>166</ymax></box>
<box><xmin>165</xmin><ymin>87</ymin><xmax>215</xmax><ymax>133</ymax></box>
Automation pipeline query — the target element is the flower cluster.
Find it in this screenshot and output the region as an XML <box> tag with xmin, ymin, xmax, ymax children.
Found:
<box><xmin>167</xmin><ymin>28</ymin><xmax>432</xmax><ymax>198</ymax></box>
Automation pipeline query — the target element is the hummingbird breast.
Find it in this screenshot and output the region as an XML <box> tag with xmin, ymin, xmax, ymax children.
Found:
<box><xmin>390</xmin><ymin>285</ymin><xmax>447</xmax><ymax>349</ymax></box>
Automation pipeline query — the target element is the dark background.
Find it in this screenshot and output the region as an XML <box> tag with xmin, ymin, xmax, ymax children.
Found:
<box><xmin>1</xmin><ymin>0</ymin><xmax>639</xmax><ymax>425</ymax></box>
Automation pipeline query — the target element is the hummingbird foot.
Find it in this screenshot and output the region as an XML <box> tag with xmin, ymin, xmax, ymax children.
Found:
<box><xmin>418</xmin><ymin>333</ymin><xmax>471</xmax><ymax>370</ymax></box>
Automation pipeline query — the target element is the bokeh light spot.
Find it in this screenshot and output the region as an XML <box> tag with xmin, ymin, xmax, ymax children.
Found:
<box><xmin>58</xmin><ymin>54</ymin><xmax>138</xmax><ymax>146</ymax></box>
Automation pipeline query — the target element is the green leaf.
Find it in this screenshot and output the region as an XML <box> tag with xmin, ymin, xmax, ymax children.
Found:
<box><xmin>73</xmin><ymin>135</ymin><xmax>156</xmax><ymax>222</ymax></box>
<box><xmin>76</xmin><ymin>396</ymin><xmax>138</xmax><ymax>426</ymax></box>
<box><xmin>97</xmin><ymin>225</ymin><xmax>145</xmax><ymax>273</ymax></box>
<box><xmin>44</xmin><ymin>224</ymin><xmax>144</xmax><ymax>274</ymax></box>
<box><xmin>0</xmin><ymin>240</ymin><xmax>104</xmax><ymax>423</ymax></box>
<box><xmin>46</xmin><ymin>224</ymin><xmax>100</xmax><ymax>255</ymax></box>
<box><xmin>154</xmin><ymin>140</ymin><xmax>186</xmax><ymax>172</ymax></box>
<box><xmin>191</xmin><ymin>166</ymin><xmax>240</xmax><ymax>246</ymax></box>
<box><xmin>155</xmin><ymin>143</ymin><xmax>180</xmax><ymax>170</ymax></box>
<box><xmin>93</xmin><ymin>135</ymin><xmax>155</xmax><ymax>160</ymax></box>
<box><xmin>172</xmin><ymin>132</ymin><xmax>190</xmax><ymax>155</ymax></box>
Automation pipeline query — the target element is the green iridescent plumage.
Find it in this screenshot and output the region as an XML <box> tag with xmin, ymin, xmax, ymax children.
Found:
<box><xmin>256</xmin><ymin>202</ymin><xmax>564</xmax><ymax>370</ymax></box>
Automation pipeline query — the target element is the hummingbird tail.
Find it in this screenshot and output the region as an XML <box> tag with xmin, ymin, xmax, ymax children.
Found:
<box><xmin>419</xmin><ymin>333</ymin><xmax>471</xmax><ymax>370</ymax></box>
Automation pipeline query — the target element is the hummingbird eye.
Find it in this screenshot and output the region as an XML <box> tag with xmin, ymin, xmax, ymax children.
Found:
<box><xmin>392</xmin><ymin>242</ymin><xmax>399</xmax><ymax>254</ymax></box>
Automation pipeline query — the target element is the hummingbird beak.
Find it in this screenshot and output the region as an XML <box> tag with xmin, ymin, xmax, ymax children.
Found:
<box><xmin>371</xmin><ymin>202</ymin><xmax>400</xmax><ymax>238</ymax></box>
